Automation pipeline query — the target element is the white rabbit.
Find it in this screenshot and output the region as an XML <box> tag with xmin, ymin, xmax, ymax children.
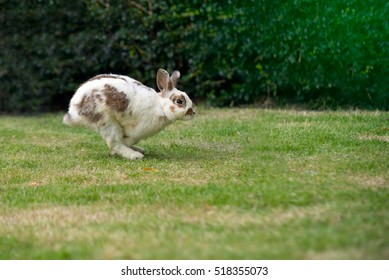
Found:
<box><xmin>63</xmin><ymin>69</ymin><xmax>196</xmax><ymax>160</ymax></box>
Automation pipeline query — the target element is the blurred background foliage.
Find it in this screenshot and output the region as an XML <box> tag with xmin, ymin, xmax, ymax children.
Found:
<box><xmin>0</xmin><ymin>0</ymin><xmax>388</xmax><ymax>113</ymax></box>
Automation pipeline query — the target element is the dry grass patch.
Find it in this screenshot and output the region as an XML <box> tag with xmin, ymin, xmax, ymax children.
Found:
<box><xmin>358</xmin><ymin>135</ymin><xmax>389</xmax><ymax>143</ymax></box>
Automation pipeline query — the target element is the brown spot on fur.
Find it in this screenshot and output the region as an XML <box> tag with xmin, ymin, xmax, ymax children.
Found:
<box><xmin>95</xmin><ymin>93</ymin><xmax>103</xmax><ymax>102</ymax></box>
<box><xmin>77</xmin><ymin>94</ymin><xmax>103</xmax><ymax>122</ymax></box>
<box><xmin>169</xmin><ymin>105</ymin><xmax>175</xmax><ymax>112</ymax></box>
<box><xmin>104</xmin><ymin>84</ymin><xmax>129</xmax><ymax>112</ymax></box>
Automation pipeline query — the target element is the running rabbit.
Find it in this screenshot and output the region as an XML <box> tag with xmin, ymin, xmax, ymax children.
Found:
<box><xmin>63</xmin><ymin>69</ymin><xmax>195</xmax><ymax>159</ymax></box>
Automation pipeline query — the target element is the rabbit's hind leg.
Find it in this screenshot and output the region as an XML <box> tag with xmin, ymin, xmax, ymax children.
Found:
<box><xmin>99</xmin><ymin>122</ymin><xmax>143</xmax><ymax>160</ymax></box>
<box><xmin>131</xmin><ymin>146</ymin><xmax>145</xmax><ymax>154</ymax></box>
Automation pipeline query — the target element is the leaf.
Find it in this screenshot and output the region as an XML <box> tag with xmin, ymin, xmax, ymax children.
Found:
<box><xmin>143</xmin><ymin>167</ymin><xmax>159</xmax><ymax>172</ymax></box>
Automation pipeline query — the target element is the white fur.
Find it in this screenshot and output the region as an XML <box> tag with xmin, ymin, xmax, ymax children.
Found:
<box><xmin>64</xmin><ymin>69</ymin><xmax>195</xmax><ymax>159</ymax></box>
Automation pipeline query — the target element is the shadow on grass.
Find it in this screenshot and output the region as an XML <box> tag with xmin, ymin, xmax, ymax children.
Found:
<box><xmin>145</xmin><ymin>142</ymin><xmax>240</xmax><ymax>162</ymax></box>
<box><xmin>85</xmin><ymin>142</ymin><xmax>238</xmax><ymax>163</ymax></box>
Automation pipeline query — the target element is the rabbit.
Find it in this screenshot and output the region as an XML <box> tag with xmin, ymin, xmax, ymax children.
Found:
<box><xmin>63</xmin><ymin>69</ymin><xmax>196</xmax><ymax>160</ymax></box>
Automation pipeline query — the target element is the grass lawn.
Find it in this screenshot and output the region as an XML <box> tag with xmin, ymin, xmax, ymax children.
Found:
<box><xmin>0</xmin><ymin>108</ymin><xmax>388</xmax><ymax>259</ymax></box>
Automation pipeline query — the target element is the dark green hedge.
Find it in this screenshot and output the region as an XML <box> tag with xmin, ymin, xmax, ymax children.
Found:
<box><xmin>0</xmin><ymin>0</ymin><xmax>388</xmax><ymax>112</ymax></box>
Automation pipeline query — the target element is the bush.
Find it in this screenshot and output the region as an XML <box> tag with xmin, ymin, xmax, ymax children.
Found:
<box><xmin>0</xmin><ymin>0</ymin><xmax>388</xmax><ymax>112</ymax></box>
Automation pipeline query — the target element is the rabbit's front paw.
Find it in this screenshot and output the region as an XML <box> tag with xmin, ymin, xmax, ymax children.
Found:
<box><xmin>110</xmin><ymin>145</ymin><xmax>144</xmax><ymax>160</ymax></box>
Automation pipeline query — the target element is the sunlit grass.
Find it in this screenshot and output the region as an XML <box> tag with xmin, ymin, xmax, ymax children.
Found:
<box><xmin>0</xmin><ymin>108</ymin><xmax>388</xmax><ymax>259</ymax></box>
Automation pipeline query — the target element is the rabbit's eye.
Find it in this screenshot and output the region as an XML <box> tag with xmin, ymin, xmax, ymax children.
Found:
<box><xmin>172</xmin><ymin>94</ymin><xmax>186</xmax><ymax>108</ymax></box>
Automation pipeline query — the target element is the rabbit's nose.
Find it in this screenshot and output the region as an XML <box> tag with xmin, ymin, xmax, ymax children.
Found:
<box><xmin>186</xmin><ymin>108</ymin><xmax>195</xmax><ymax>116</ymax></box>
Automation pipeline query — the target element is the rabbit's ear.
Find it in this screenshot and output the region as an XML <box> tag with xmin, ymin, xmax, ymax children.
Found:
<box><xmin>157</xmin><ymin>69</ymin><xmax>170</xmax><ymax>92</ymax></box>
<box><xmin>170</xmin><ymin>70</ymin><xmax>180</xmax><ymax>88</ymax></box>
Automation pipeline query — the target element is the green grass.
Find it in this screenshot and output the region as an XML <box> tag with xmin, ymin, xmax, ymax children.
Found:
<box><xmin>0</xmin><ymin>108</ymin><xmax>388</xmax><ymax>259</ymax></box>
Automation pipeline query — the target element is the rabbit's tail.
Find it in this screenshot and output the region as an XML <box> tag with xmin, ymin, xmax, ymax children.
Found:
<box><xmin>63</xmin><ymin>112</ymin><xmax>75</xmax><ymax>126</ymax></box>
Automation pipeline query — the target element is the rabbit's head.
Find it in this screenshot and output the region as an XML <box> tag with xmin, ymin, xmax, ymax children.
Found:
<box><xmin>157</xmin><ymin>69</ymin><xmax>196</xmax><ymax>121</ymax></box>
